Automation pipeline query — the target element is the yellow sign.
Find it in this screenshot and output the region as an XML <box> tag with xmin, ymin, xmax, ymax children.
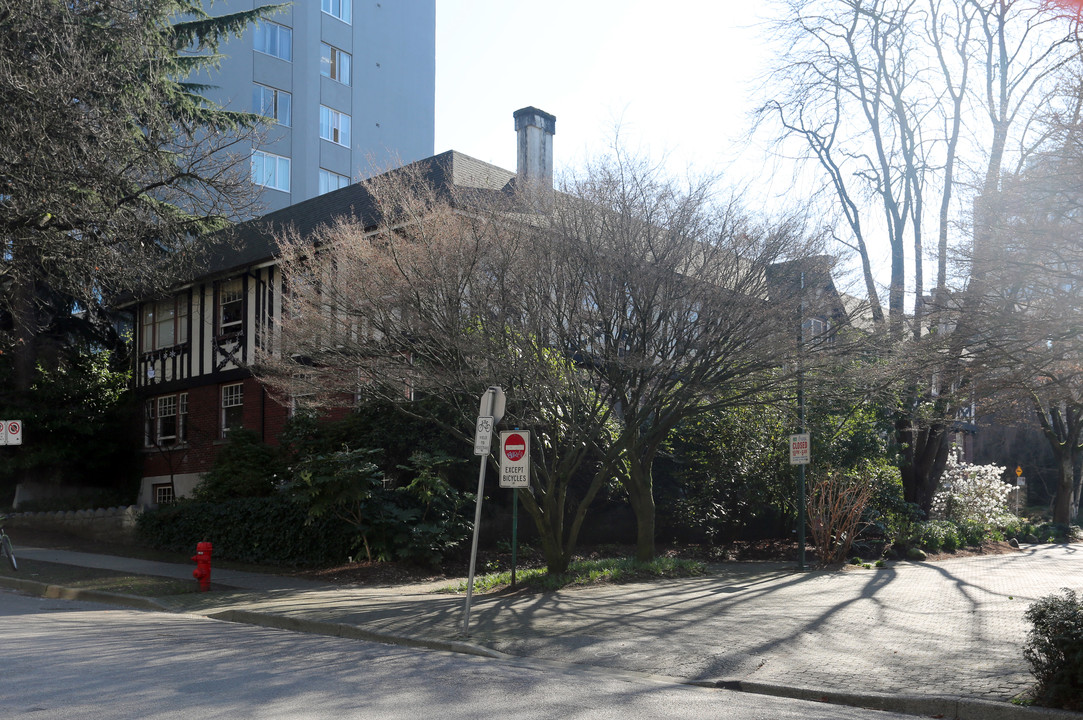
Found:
<box><xmin>1016</xmin><ymin>465</ymin><xmax>1023</xmax><ymax>477</ymax></box>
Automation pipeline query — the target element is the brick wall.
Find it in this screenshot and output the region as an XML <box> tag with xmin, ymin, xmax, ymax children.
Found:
<box><xmin>142</xmin><ymin>378</ymin><xmax>292</xmax><ymax>479</ymax></box>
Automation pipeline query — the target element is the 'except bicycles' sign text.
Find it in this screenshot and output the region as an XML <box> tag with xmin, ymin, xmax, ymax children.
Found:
<box><xmin>499</xmin><ymin>431</ymin><xmax>530</xmax><ymax>488</ymax></box>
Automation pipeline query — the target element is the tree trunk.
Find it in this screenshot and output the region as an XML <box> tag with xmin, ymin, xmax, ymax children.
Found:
<box><xmin>897</xmin><ymin>418</ymin><xmax>951</xmax><ymax>514</ymax></box>
<box><xmin>518</xmin><ymin>490</ymin><xmax>571</xmax><ymax>574</ymax></box>
<box><xmin>1053</xmin><ymin>450</ymin><xmax>1074</xmax><ymax>525</ymax></box>
<box><xmin>518</xmin><ymin>459</ymin><xmax>610</xmax><ymax>575</ymax></box>
<box><xmin>1035</xmin><ymin>403</ymin><xmax>1083</xmax><ymax>525</ymax></box>
<box><xmin>1070</xmin><ymin>469</ymin><xmax>1081</xmax><ymax>523</ymax></box>
<box><xmin>11</xmin><ymin>265</ymin><xmax>39</xmax><ymax>395</ymax></box>
<box><xmin>625</xmin><ymin>457</ymin><xmax>656</xmax><ymax>562</ymax></box>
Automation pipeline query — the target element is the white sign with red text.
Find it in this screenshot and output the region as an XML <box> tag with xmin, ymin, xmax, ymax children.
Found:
<box><xmin>789</xmin><ymin>433</ymin><xmax>810</xmax><ymax>465</ymax></box>
<box><xmin>499</xmin><ymin>431</ymin><xmax>530</xmax><ymax>488</ymax></box>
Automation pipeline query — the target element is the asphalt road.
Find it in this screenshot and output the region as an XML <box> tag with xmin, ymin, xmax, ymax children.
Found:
<box><xmin>0</xmin><ymin>589</ymin><xmax>917</xmax><ymax>720</ymax></box>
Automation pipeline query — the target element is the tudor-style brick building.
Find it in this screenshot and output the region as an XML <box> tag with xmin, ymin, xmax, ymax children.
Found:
<box><xmin>131</xmin><ymin>109</ymin><xmax>549</xmax><ymax>506</ymax></box>
<box><xmin>131</xmin><ymin>106</ymin><xmax>850</xmax><ymax>508</ymax></box>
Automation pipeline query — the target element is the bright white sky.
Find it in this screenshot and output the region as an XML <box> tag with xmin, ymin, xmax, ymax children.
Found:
<box><xmin>433</xmin><ymin>1</ymin><xmax>882</xmax><ymax>297</ymax></box>
<box><xmin>434</xmin><ymin>1</ymin><xmax>778</xmax><ymax>190</ymax></box>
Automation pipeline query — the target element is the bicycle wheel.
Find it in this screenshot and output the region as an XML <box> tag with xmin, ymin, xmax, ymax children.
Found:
<box><xmin>1</xmin><ymin>534</ymin><xmax>15</xmax><ymax>571</ymax></box>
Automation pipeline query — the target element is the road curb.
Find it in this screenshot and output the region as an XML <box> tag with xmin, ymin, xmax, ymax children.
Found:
<box><xmin>717</xmin><ymin>679</ymin><xmax>1081</xmax><ymax>720</ymax></box>
<box><xmin>206</xmin><ymin>608</ymin><xmax>508</xmax><ymax>660</ymax></box>
<box><xmin>0</xmin><ymin>575</ymin><xmax>170</xmax><ymax>612</ymax></box>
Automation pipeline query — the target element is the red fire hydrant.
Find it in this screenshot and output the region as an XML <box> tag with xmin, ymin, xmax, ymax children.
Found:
<box><xmin>192</xmin><ymin>541</ymin><xmax>212</xmax><ymax>592</ymax></box>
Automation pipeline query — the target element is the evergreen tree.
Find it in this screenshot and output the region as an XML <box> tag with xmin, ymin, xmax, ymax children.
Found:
<box><xmin>0</xmin><ymin>0</ymin><xmax>277</xmax><ymax>491</ymax></box>
<box><xmin>0</xmin><ymin>0</ymin><xmax>277</xmax><ymax>395</ymax></box>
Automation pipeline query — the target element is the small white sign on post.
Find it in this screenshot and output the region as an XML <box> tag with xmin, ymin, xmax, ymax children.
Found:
<box><xmin>499</xmin><ymin>431</ymin><xmax>530</xmax><ymax>488</ymax></box>
<box><xmin>0</xmin><ymin>420</ymin><xmax>22</xmax><ymax>446</ymax></box>
<box><xmin>474</xmin><ymin>416</ymin><xmax>494</xmax><ymax>455</ymax></box>
<box><xmin>789</xmin><ymin>433</ymin><xmax>810</xmax><ymax>465</ymax></box>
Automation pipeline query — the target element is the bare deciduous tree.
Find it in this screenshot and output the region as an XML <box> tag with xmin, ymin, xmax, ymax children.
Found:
<box><xmin>257</xmin><ymin>150</ymin><xmax>828</xmax><ymax>564</ymax></box>
<box><xmin>758</xmin><ymin>0</ymin><xmax>1083</xmax><ymax>512</ymax></box>
<box><xmin>968</xmin><ymin>98</ymin><xmax>1083</xmax><ymax>522</ymax></box>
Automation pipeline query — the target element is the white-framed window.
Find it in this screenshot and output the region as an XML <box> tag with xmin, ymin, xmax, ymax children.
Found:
<box><xmin>803</xmin><ymin>316</ymin><xmax>833</xmax><ymax>344</ymax></box>
<box><xmin>252</xmin><ymin>83</ymin><xmax>291</xmax><ymax>126</ymax></box>
<box><xmin>320</xmin><ymin>106</ymin><xmax>351</xmax><ymax>147</ymax></box>
<box><xmin>251</xmin><ymin>150</ymin><xmax>290</xmax><ymax>192</ymax></box>
<box><xmin>218</xmin><ymin>278</ymin><xmax>244</xmax><ymax>335</ymax></box>
<box><xmin>254</xmin><ymin>21</ymin><xmax>292</xmax><ymax>61</ymax></box>
<box><xmin>145</xmin><ymin>392</ymin><xmax>187</xmax><ymax>447</ymax></box>
<box><xmin>319</xmin><ymin>169</ymin><xmax>350</xmax><ymax>195</ymax></box>
<box><xmin>141</xmin><ymin>294</ymin><xmax>189</xmax><ymax>352</ymax></box>
<box><xmin>320</xmin><ymin>43</ymin><xmax>351</xmax><ymax>85</ymax></box>
<box><xmin>321</xmin><ymin>0</ymin><xmax>351</xmax><ymax>23</ymax></box>
<box><xmin>221</xmin><ymin>383</ymin><xmax>244</xmax><ymax>437</ymax></box>
<box><xmin>153</xmin><ymin>483</ymin><xmax>175</xmax><ymax>505</ymax></box>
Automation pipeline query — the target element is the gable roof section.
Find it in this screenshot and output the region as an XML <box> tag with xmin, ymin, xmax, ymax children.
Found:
<box><xmin>198</xmin><ymin>150</ymin><xmax>518</xmax><ymax>278</ymax></box>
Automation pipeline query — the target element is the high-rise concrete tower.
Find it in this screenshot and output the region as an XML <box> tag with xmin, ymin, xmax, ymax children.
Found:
<box><xmin>199</xmin><ymin>1</ymin><xmax>435</xmax><ymax>214</ymax></box>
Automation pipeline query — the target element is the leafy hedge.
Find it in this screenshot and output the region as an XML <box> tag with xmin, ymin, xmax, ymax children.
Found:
<box><xmin>1024</xmin><ymin>589</ymin><xmax>1083</xmax><ymax>711</ymax></box>
<box><xmin>136</xmin><ymin>495</ymin><xmax>356</xmax><ymax>567</ymax></box>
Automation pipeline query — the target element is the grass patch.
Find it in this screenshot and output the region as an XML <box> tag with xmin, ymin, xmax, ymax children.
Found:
<box><xmin>447</xmin><ymin>556</ymin><xmax>708</xmax><ymax>594</ymax></box>
<box><xmin>0</xmin><ymin>560</ymin><xmax>210</xmax><ymax>597</ymax></box>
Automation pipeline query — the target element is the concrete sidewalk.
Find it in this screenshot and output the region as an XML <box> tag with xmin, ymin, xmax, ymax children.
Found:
<box><xmin>7</xmin><ymin>543</ymin><xmax>1083</xmax><ymax>719</ymax></box>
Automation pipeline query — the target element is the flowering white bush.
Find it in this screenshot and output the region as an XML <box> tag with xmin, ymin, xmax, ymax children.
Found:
<box><xmin>931</xmin><ymin>450</ymin><xmax>1014</xmax><ymax>525</ymax></box>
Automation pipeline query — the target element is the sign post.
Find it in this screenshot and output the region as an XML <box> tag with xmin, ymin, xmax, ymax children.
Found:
<box><xmin>1015</xmin><ymin>465</ymin><xmax>1025</xmax><ymax>514</ymax></box>
<box><xmin>790</xmin><ymin>433</ymin><xmax>810</xmax><ymax>571</ymax></box>
<box><xmin>500</xmin><ymin>431</ymin><xmax>531</xmax><ymax>588</ymax></box>
<box><xmin>463</xmin><ymin>387</ymin><xmax>505</xmax><ymax>635</ymax></box>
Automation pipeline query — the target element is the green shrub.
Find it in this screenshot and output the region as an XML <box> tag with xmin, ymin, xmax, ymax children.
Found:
<box><xmin>1034</xmin><ymin>522</ymin><xmax>1072</xmax><ymax>543</ymax></box>
<box><xmin>136</xmin><ymin>495</ymin><xmax>356</xmax><ymax>566</ymax></box>
<box><xmin>958</xmin><ymin>521</ymin><xmax>986</xmax><ymax>547</ymax></box>
<box><xmin>289</xmin><ymin>447</ymin><xmax>471</xmax><ymax>567</ymax></box>
<box><xmin>656</xmin><ymin>404</ymin><xmax>791</xmax><ymax>544</ymax></box>
<box><xmin>1024</xmin><ymin>589</ymin><xmax>1083</xmax><ymax>711</ymax></box>
<box><xmin>907</xmin><ymin>519</ymin><xmax>961</xmax><ymax>553</ymax></box>
<box><xmin>857</xmin><ymin>459</ymin><xmax>917</xmax><ymax>545</ymax></box>
<box><xmin>192</xmin><ymin>429</ymin><xmax>285</xmax><ymax>502</ymax></box>
<box><xmin>392</xmin><ymin>451</ymin><xmax>473</xmax><ymax>566</ymax></box>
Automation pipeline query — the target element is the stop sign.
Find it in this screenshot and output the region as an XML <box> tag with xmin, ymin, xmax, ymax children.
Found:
<box><xmin>503</xmin><ymin>433</ymin><xmax>526</xmax><ymax>462</ymax></box>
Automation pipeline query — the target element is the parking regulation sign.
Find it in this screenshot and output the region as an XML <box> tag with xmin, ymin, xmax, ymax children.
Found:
<box><xmin>499</xmin><ymin>431</ymin><xmax>530</xmax><ymax>488</ymax></box>
<box><xmin>1</xmin><ymin>419</ymin><xmax>23</xmax><ymax>446</ymax></box>
<box><xmin>789</xmin><ymin>433</ymin><xmax>810</xmax><ymax>465</ymax></box>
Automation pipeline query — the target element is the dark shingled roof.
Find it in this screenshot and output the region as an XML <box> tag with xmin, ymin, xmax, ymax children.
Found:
<box><xmin>197</xmin><ymin>150</ymin><xmax>518</xmax><ymax>278</ymax></box>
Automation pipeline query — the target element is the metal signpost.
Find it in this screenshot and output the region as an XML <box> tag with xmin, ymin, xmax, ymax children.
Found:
<box><xmin>790</xmin><ymin>433</ymin><xmax>810</xmax><ymax>571</ymax></box>
<box><xmin>463</xmin><ymin>387</ymin><xmax>505</xmax><ymax>635</ymax></box>
<box><xmin>1015</xmin><ymin>465</ymin><xmax>1025</xmax><ymax>514</ymax></box>
<box><xmin>500</xmin><ymin>431</ymin><xmax>531</xmax><ymax>588</ymax></box>
<box><xmin>793</xmin><ymin>270</ymin><xmax>808</xmax><ymax>572</ymax></box>
<box><xmin>0</xmin><ymin>420</ymin><xmax>23</xmax><ymax>446</ymax></box>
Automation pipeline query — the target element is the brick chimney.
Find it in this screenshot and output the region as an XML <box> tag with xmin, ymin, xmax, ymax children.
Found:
<box><xmin>513</xmin><ymin>106</ymin><xmax>556</xmax><ymax>189</ymax></box>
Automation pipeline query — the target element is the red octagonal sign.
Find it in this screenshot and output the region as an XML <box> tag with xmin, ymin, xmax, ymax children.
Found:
<box><xmin>503</xmin><ymin>433</ymin><xmax>526</xmax><ymax>462</ymax></box>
